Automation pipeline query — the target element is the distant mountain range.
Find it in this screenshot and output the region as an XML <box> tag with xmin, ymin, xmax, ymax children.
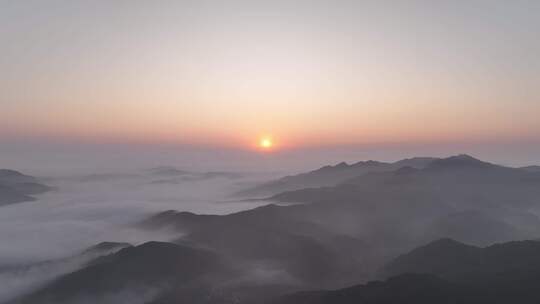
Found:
<box><xmin>148</xmin><ymin>166</ymin><xmax>243</xmax><ymax>184</ymax></box>
<box><xmin>237</xmin><ymin>157</ymin><xmax>437</xmax><ymax>197</ymax></box>
<box><xmin>7</xmin><ymin>155</ymin><xmax>540</xmax><ymax>303</ymax></box>
<box><xmin>267</xmin><ymin>155</ymin><xmax>540</xmax><ymax>245</ymax></box>
<box><xmin>0</xmin><ymin>169</ymin><xmax>52</xmax><ymax>206</ymax></box>
<box><xmin>240</xmin><ymin>155</ymin><xmax>540</xmax><ymax>199</ymax></box>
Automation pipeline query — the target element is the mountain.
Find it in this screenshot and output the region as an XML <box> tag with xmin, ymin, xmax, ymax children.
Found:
<box><xmin>12</xmin><ymin>155</ymin><xmax>540</xmax><ymax>303</ymax></box>
<box><xmin>82</xmin><ymin>241</ymin><xmax>132</xmax><ymax>254</ymax></box>
<box><xmin>0</xmin><ymin>242</ymin><xmax>132</xmax><ymax>303</ymax></box>
<box><xmin>385</xmin><ymin>238</ymin><xmax>540</xmax><ymax>281</ymax></box>
<box><xmin>148</xmin><ymin>166</ymin><xmax>243</xmax><ymax>184</ymax></box>
<box><xmin>0</xmin><ymin>184</ymin><xmax>35</xmax><ymax>206</ymax></box>
<box><xmin>270</xmin><ymin>239</ymin><xmax>540</xmax><ymax>304</ymax></box>
<box><xmin>237</xmin><ymin>157</ymin><xmax>437</xmax><ymax>197</ymax></box>
<box><xmin>14</xmin><ymin>240</ymin><xmax>301</xmax><ymax>304</ymax></box>
<box><xmin>426</xmin><ymin>154</ymin><xmax>494</xmax><ymax>169</ymax></box>
<box><xmin>0</xmin><ymin>169</ymin><xmax>37</xmax><ymax>184</ymax></box>
<box><xmin>383</xmin><ymin>238</ymin><xmax>482</xmax><ymax>279</ymax></box>
<box><xmin>13</xmin><ymin>242</ymin><xmax>229</xmax><ymax>304</ymax></box>
<box><xmin>423</xmin><ymin>210</ymin><xmax>521</xmax><ymax>246</ymax></box>
<box><xmin>0</xmin><ymin>169</ymin><xmax>52</xmax><ymax>206</ymax></box>
<box><xmin>269</xmin><ymin>273</ymin><xmax>467</xmax><ymax>304</ymax></box>
<box><xmin>134</xmin><ymin>155</ymin><xmax>540</xmax><ymax>300</ymax></box>
<box><xmin>279</xmin><ymin>154</ymin><xmax>540</xmax><ymax>208</ymax></box>
<box><xmin>521</xmin><ymin>165</ymin><xmax>540</xmax><ymax>172</ymax></box>
<box><xmin>254</xmin><ymin>153</ymin><xmax>530</xmax><ymax>201</ymax></box>
<box><xmin>270</xmin><ymin>270</ymin><xmax>540</xmax><ymax>304</ymax></box>
<box><xmin>141</xmin><ymin>205</ymin><xmax>372</xmax><ymax>288</ymax></box>
<box><xmin>268</xmin><ymin>155</ymin><xmax>540</xmax><ymax>244</ymax></box>
<box><xmin>393</xmin><ymin>157</ymin><xmax>441</xmax><ymax>168</ymax></box>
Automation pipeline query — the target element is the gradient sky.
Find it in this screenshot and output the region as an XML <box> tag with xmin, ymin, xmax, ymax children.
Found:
<box><xmin>1</xmin><ymin>0</ymin><xmax>539</xmax><ymax>155</ymax></box>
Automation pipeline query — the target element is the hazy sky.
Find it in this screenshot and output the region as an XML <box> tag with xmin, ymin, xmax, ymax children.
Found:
<box><xmin>1</xmin><ymin>0</ymin><xmax>539</xmax><ymax>164</ymax></box>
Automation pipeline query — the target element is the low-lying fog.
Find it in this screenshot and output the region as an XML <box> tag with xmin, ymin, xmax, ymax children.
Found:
<box><xmin>0</xmin><ymin>166</ymin><xmax>285</xmax><ymax>301</ymax></box>
<box><xmin>0</xmin><ymin>169</ymin><xmax>277</xmax><ymax>264</ymax></box>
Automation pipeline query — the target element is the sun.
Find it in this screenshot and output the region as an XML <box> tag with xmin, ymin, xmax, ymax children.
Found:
<box><xmin>259</xmin><ymin>137</ymin><xmax>273</xmax><ymax>149</ymax></box>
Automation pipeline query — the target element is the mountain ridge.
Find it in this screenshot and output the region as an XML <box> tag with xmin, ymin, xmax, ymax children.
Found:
<box><xmin>0</xmin><ymin>169</ymin><xmax>52</xmax><ymax>206</ymax></box>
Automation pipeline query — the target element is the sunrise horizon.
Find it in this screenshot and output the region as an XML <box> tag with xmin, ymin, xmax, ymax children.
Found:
<box><xmin>2</xmin><ymin>1</ymin><xmax>539</xmax><ymax>161</ymax></box>
<box><xmin>2</xmin><ymin>2</ymin><xmax>540</xmax><ymax>303</ymax></box>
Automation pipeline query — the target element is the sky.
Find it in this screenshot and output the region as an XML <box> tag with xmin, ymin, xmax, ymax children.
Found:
<box><xmin>1</xmin><ymin>0</ymin><xmax>540</xmax><ymax>169</ymax></box>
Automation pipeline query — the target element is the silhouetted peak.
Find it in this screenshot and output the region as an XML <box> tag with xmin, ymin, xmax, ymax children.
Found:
<box><xmin>384</xmin><ymin>238</ymin><xmax>481</xmax><ymax>278</ymax></box>
<box><xmin>449</xmin><ymin>154</ymin><xmax>482</xmax><ymax>162</ymax></box>
<box><xmin>351</xmin><ymin>160</ymin><xmax>387</xmax><ymax>167</ymax></box>
<box><xmin>424</xmin><ymin>238</ymin><xmax>472</xmax><ymax>249</ymax></box>
<box><xmin>83</xmin><ymin>241</ymin><xmax>132</xmax><ymax>253</ymax></box>
<box><xmin>428</xmin><ymin>154</ymin><xmax>491</xmax><ymax>169</ymax></box>
<box><xmin>313</xmin><ymin>162</ymin><xmax>349</xmax><ymax>173</ymax></box>
<box><xmin>133</xmin><ymin>241</ymin><xmax>179</xmax><ymax>251</ymax></box>
<box><xmin>334</xmin><ymin>162</ymin><xmax>349</xmax><ymax>169</ymax></box>
<box><xmin>454</xmin><ymin>154</ymin><xmax>478</xmax><ymax>160</ymax></box>
<box><xmin>0</xmin><ymin>169</ymin><xmax>25</xmax><ymax>177</ymax></box>
<box><xmin>116</xmin><ymin>241</ymin><xmax>203</xmax><ymax>259</ymax></box>
<box><xmin>366</xmin><ymin>160</ymin><xmax>384</xmax><ymax>166</ymax></box>
<box><xmin>176</xmin><ymin>211</ymin><xmax>200</xmax><ymax>217</ymax></box>
<box><xmin>238</xmin><ymin>203</ymin><xmax>282</xmax><ymax>217</ymax></box>
<box><xmin>393</xmin><ymin>157</ymin><xmax>438</xmax><ymax>168</ymax></box>
<box><xmin>154</xmin><ymin>210</ymin><xmax>200</xmax><ymax>218</ymax></box>
<box><xmin>158</xmin><ymin>210</ymin><xmax>180</xmax><ymax>216</ymax></box>
<box><xmin>399</xmin><ymin>238</ymin><xmax>479</xmax><ymax>258</ymax></box>
<box><xmin>311</xmin><ymin>162</ymin><xmax>351</xmax><ymax>173</ymax></box>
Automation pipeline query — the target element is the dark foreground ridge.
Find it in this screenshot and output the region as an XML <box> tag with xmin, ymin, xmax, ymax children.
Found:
<box><xmin>271</xmin><ymin>239</ymin><xmax>540</xmax><ymax>304</ymax></box>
